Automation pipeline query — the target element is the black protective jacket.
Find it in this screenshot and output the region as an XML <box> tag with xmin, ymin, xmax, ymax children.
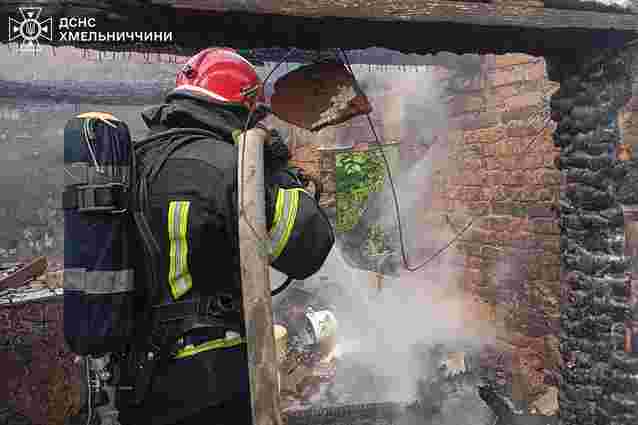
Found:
<box><xmin>138</xmin><ymin>96</ymin><xmax>281</xmax><ymax>334</ymax></box>
<box><xmin>119</xmin><ymin>95</ymin><xmax>278</xmax><ymax>425</ymax></box>
<box><xmin>120</xmin><ymin>94</ymin><xmax>333</xmax><ymax>425</ymax></box>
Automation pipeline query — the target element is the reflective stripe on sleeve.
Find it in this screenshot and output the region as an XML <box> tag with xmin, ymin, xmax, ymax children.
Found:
<box><xmin>269</xmin><ymin>188</ymin><xmax>302</xmax><ymax>261</ymax></box>
<box><xmin>232</xmin><ymin>129</ymin><xmax>242</xmax><ymax>144</ymax></box>
<box><xmin>168</xmin><ymin>201</ymin><xmax>193</xmax><ymax>299</ymax></box>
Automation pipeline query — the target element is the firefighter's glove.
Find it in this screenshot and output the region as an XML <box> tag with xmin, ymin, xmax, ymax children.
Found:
<box><xmin>264</xmin><ymin>129</ymin><xmax>291</xmax><ymax>175</ymax></box>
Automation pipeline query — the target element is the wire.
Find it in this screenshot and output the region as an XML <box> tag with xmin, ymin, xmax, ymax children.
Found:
<box><xmin>83</xmin><ymin>119</ymin><xmax>103</xmax><ymax>173</ymax></box>
<box><xmin>337</xmin><ymin>48</ymin><xmax>475</xmax><ymax>272</ymax></box>
<box><xmin>240</xmin><ymin>47</ymin><xmax>477</xmax><ymax>275</ymax></box>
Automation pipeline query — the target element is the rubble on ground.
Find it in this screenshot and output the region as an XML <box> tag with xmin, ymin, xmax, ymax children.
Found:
<box><xmin>530</xmin><ymin>386</ymin><xmax>558</xmax><ymax>416</ymax></box>
<box><xmin>0</xmin><ymin>257</ymin><xmax>81</xmax><ymax>425</ymax></box>
<box><xmin>0</xmin><ymin>257</ymin><xmax>561</xmax><ymax>425</ymax></box>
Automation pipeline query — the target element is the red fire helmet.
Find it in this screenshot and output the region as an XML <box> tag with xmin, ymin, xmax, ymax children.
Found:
<box><xmin>171</xmin><ymin>47</ymin><xmax>265</xmax><ymax>110</ymax></box>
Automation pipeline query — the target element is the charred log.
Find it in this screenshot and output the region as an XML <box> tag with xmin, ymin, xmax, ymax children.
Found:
<box><xmin>617</xmin><ymin>159</ymin><xmax>638</xmax><ymax>204</ymax></box>
<box><xmin>548</xmin><ymin>45</ymin><xmax>638</xmax><ymax>425</ymax></box>
<box><xmin>1</xmin><ymin>5</ymin><xmax>637</xmax><ymax>59</ymax></box>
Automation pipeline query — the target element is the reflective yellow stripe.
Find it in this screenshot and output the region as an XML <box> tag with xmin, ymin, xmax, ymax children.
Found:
<box><xmin>232</xmin><ymin>129</ymin><xmax>242</xmax><ymax>144</ymax></box>
<box><xmin>174</xmin><ymin>336</ymin><xmax>245</xmax><ymax>359</ymax></box>
<box><xmin>280</xmin><ymin>189</ymin><xmax>302</xmax><ymax>257</ymax></box>
<box><xmin>272</xmin><ymin>188</ymin><xmax>285</xmax><ymax>231</ymax></box>
<box><xmin>269</xmin><ymin>188</ymin><xmax>303</xmax><ymax>261</ymax></box>
<box><xmin>168</xmin><ymin>201</ymin><xmax>192</xmax><ymax>299</ymax></box>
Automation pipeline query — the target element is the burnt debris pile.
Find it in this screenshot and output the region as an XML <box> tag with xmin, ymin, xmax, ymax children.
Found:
<box><xmin>548</xmin><ymin>46</ymin><xmax>638</xmax><ymax>425</ymax></box>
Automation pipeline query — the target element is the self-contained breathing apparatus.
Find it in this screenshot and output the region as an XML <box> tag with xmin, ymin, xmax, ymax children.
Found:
<box><xmin>62</xmin><ymin>112</ymin><xmax>137</xmax><ymax>425</ymax></box>
<box><xmin>63</xmin><ymin>112</ymin><xmax>334</xmax><ymax>424</ymax></box>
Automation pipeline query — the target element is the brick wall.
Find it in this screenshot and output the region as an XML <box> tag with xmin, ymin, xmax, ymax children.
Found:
<box><xmin>290</xmin><ymin>54</ymin><xmax>565</xmax><ymax>404</ymax></box>
<box><xmin>290</xmin><ymin>53</ymin><xmax>638</xmax><ymax>405</ymax></box>
<box><xmin>275</xmin><ymin>121</ymin><xmax>336</xmax><ymax>210</ymax></box>
<box><xmin>431</xmin><ymin>54</ymin><xmax>562</xmax><ymax>402</ymax></box>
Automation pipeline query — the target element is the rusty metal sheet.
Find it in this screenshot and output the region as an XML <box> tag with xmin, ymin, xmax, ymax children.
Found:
<box><xmin>0</xmin><ymin>257</ymin><xmax>48</xmax><ymax>290</ymax></box>
<box><xmin>270</xmin><ymin>61</ymin><xmax>372</xmax><ymax>132</ymax></box>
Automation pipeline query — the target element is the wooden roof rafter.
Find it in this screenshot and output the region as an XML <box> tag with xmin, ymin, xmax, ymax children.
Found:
<box><xmin>0</xmin><ymin>1</ymin><xmax>636</xmax><ymax>59</ymax></box>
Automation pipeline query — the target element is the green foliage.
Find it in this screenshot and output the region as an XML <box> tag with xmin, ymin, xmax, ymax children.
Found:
<box><xmin>335</xmin><ymin>152</ymin><xmax>369</xmax><ymax>234</ymax></box>
<box><xmin>366</xmin><ymin>223</ymin><xmax>386</xmax><ymax>256</ymax></box>
<box><xmin>336</xmin><ymin>193</ymin><xmax>363</xmax><ymax>233</ymax></box>
<box><xmin>335</xmin><ymin>147</ymin><xmax>397</xmax><ymax>234</ymax></box>
<box><xmin>336</xmin><ymin>152</ymin><xmax>369</xmax><ymax>196</ymax></box>
<box><xmin>367</xmin><ymin>150</ymin><xmax>388</xmax><ymax>192</ymax></box>
<box><xmin>511</xmin><ymin>204</ymin><xmax>528</xmax><ymax>217</ymax></box>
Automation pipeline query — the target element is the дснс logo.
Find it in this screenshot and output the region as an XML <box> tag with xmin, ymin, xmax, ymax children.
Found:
<box><xmin>8</xmin><ymin>7</ymin><xmax>53</xmax><ymax>52</ymax></box>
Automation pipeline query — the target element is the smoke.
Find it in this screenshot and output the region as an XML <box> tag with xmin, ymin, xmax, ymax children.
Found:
<box><xmin>345</xmin><ymin>64</ymin><xmax>455</xmax><ymax>261</ymax></box>
<box><xmin>318</xmin><ymin>247</ymin><xmax>495</xmax><ymax>403</ymax></box>
<box><xmin>301</xmin><ymin>63</ymin><xmax>497</xmax><ymax>406</ymax></box>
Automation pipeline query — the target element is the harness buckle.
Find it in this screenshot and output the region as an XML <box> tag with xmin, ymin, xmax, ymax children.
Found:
<box><xmin>64</xmin><ymin>182</ymin><xmax>128</xmax><ymax>214</ymax></box>
<box><xmin>198</xmin><ymin>293</ymin><xmax>240</xmax><ymax>317</ymax></box>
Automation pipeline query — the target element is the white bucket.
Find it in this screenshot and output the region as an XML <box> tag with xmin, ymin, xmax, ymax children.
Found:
<box><xmin>305</xmin><ymin>308</ymin><xmax>338</xmax><ymax>346</ymax></box>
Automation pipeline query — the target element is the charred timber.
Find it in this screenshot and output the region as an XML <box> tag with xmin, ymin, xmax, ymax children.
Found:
<box><xmin>548</xmin><ymin>45</ymin><xmax>638</xmax><ymax>425</ymax></box>
<box><xmin>0</xmin><ymin>7</ymin><xmax>636</xmax><ymax>58</ymax></box>
<box><xmin>544</xmin><ymin>0</ymin><xmax>638</xmax><ymax>15</ymax></box>
<box><xmin>617</xmin><ymin>158</ymin><xmax>638</xmax><ymax>204</ymax></box>
<box><xmin>4</xmin><ymin>0</ymin><xmax>638</xmax><ymax>30</ymax></box>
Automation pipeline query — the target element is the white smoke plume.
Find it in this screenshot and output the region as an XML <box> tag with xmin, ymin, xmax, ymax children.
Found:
<box><xmin>291</xmin><ymin>60</ymin><xmax>498</xmax><ymax>406</ymax></box>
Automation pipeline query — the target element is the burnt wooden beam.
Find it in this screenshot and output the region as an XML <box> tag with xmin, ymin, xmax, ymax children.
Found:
<box><xmin>0</xmin><ymin>256</ymin><xmax>47</xmax><ymax>290</ymax></box>
<box><xmin>0</xmin><ymin>79</ymin><xmax>168</xmax><ymax>104</ymax></box>
<box><xmin>1</xmin><ymin>2</ymin><xmax>637</xmax><ymax>58</ymax></box>
<box><xmin>0</xmin><ymin>14</ymin><xmax>636</xmax><ymax>58</ymax></box>
<box><xmin>544</xmin><ymin>0</ymin><xmax>638</xmax><ymax>15</ymax></box>
<box><xmin>152</xmin><ymin>0</ymin><xmax>638</xmax><ymax>28</ymax></box>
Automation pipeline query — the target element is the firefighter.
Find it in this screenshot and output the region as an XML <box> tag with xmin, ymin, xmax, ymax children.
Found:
<box><xmin>117</xmin><ymin>48</ymin><xmax>334</xmax><ymax>425</ymax></box>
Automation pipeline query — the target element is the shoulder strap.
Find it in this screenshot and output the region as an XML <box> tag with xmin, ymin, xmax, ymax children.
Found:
<box><xmin>135</xmin><ymin>128</ymin><xmax>227</xmax><ymax>185</ymax></box>
<box><xmin>129</xmin><ymin>128</ymin><xmax>230</xmax><ymax>347</ymax></box>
